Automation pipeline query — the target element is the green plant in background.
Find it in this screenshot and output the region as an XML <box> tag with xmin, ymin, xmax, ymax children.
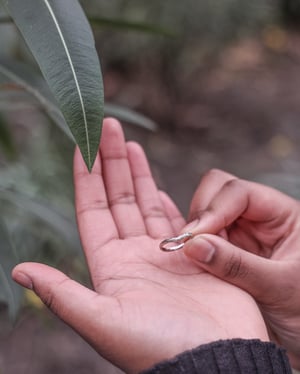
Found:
<box><xmin>0</xmin><ymin>219</ymin><xmax>22</xmax><ymax>320</ymax></box>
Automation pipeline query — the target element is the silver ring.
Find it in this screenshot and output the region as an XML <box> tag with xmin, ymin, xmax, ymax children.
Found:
<box><xmin>159</xmin><ymin>232</ymin><xmax>194</xmax><ymax>252</ymax></box>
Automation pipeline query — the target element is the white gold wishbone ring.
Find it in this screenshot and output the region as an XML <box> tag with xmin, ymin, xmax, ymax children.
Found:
<box><xmin>159</xmin><ymin>232</ymin><xmax>194</xmax><ymax>252</ymax></box>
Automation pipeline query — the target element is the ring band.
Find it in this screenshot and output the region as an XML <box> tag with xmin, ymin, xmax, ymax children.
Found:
<box><xmin>159</xmin><ymin>232</ymin><xmax>194</xmax><ymax>252</ymax></box>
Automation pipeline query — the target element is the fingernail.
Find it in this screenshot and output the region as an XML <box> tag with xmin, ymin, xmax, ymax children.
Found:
<box><xmin>13</xmin><ymin>272</ymin><xmax>33</xmax><ymax>290</ymax></box>
<box><xmin>183</xmin><ymin>219</ymin><xmax>199</xmax><ymax>233</ymax></box>
<box><xmin>186</xmin><ymin>237</ymin><xmax>215</xmax><ymax>263</ymax></box>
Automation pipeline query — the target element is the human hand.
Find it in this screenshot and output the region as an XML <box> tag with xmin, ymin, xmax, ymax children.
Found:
<box><xmin>182</xmin><ymin>169</ymin><xmax>300</xmax><ymax>368</ymax></box>
<box><xmin>12</xmin><ymin>121</ymin><xmax>268</xmax><ymax>373</ymax></box>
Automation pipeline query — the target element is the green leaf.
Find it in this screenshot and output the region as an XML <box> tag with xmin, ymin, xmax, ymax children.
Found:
<box><xmin>89</xmin><ymin>16</ymin><xmax>176</xmax><ymax>38</ymax></box>
<box><xmin>105</xmin><ymin>103</ymin><xmax>157</xmax><ymax>131</ymax></box>
<box><xmin>0</xmin><ymin>112</ymin><xmax>16</xmax><ymax>158</ymax></box>
<box><xmin>2</xmin><ymin>0</ymin><xmax>104</xmax><ymax>171</ymax></box>
<box><xmin>0</xmin><ymin>219</ymin><xmax>23</xmax><ymax>320</ymax></box>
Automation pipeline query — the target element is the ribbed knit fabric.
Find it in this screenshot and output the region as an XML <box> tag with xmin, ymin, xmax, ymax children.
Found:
<box><xmin>141</xmin><ymin>339</ymin><xmax>292</xmax><ymax>374</ymax></box>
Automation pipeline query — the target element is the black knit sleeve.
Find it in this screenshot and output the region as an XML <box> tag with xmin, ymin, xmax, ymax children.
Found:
<box><xmin>141</xmin><ymin>339</ymin><xmax>292</xmax><ymax>374</ymax></box>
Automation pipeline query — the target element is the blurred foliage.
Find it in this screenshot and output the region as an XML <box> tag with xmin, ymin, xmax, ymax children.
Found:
<box><xmin>89</xmin><ymin>16</ymin><xmax>175</xmax><ymax>37</ymax></box>
<box><xmin>0</xmin><ymin>0</ymin><xmax>297</xmax><ymax>318</ymax></box>
<box><xmin>0</xmin><ymin>112</ymin><xmax>15</xmax><ymax>159</ymax></box>
<box><xmin>0</xmin><ymin>219</ymin><xmax>23</xmax><ymax>320</ymax></box>
<box><xmin>81</xmin><ymin>0</ymin><xmax>277</xmax><ymax>69</ymax></box>
<box><xmin>280</xmin><ymin>0</ymin><xmax>300</xmax><ymax>26</ymax></box>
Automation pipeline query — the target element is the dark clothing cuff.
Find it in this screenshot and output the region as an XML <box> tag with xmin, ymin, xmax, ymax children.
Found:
<box><xmin>141</xmin><ymin>339</ymin><xmax>292</xmax><ymax>374</ymax></box>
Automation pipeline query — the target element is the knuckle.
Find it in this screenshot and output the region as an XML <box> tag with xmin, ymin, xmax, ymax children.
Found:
<box><xmin>144</xmin><ymin>204</ymin><xmax>165</xmax><ymax>220</ymax></box>
<box><xmin>223</xmin><ymin>252</ymin><xmax>249</xmax><ymax>280</ymax></box>
<box><xmin>40</xmin><ymin>288</ymin><xmax>58</xmax><ymax>313</ymax></box>
<box><xmin>189</xmin><ymin>208</ymin><xmax>207</xmax><ymax>222</ymax></box>
<box><xmin>77</xmin><ymin>199</ymin><xmax>108</xmax><ymax>215</ymax></box>
<box><xmin>202</xmin><ymin>168</ymin><xmax>223</xmax><ymax>181</ymax></box>
<box><xmin>110</xmin><ymin>192</ymin><xmax>135</xmax><ymax>206</ymax></box>
<box><xmin>223</xmin><ymin>178</ymin><xmax>244</xmax><ymax>193</ymax></box>
<box><xmin>38</xmin><ymin>279</ymin><xmax>69</xmax><ymax>316</ymax></box>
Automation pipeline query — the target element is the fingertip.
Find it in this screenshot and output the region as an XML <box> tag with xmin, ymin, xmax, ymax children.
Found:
<box><xmin>101</xmin><ymin>117</ymin><xmax>123</xmax><ymax>141</ymax></box>
<box><xmin>12</xmin><ymin>263</ymin><xmax>33</xmax><ymax>290</ymax></box>
<box><xmin>74</xmin><ymin>117</ymin><xmax>124</xmax><ymax>175</ymax></box>
<box><xmin>126</xmin><ymin>141</ymin><xmax>144</xmax><ymax>157</ymax></box>
<box><xmin>100</xmin><ymin>118</ymin><xmax>126</xmax><ymax>158</ymax></box>
<box><xmin>126</xmin><ymin>141</ymin><xmax>144</xmax><ymax>163</ymax></box>
<box><xmin>182</xmin><ymin>209</ymin><xmax>227</xmax><ymax>236</ymax></box>
<box><xmin>181</xmin><ymin>219</ymin><xmax>199</xmax><ymax>235</ymax></box>
<box><xmin>103</xmin><ymin>117</ymin><xmax>121</xmax><ymax>127</ymax></box>
<box><xmin>184</xmin><ymin>235</ymin><xmax>215</xmax><ymax>264</ymax></box>
<box><xmin>12</xmin><ymin>261</ymin><xmax>38</xmax><ymax>276</ymax></box>
<box><xmin>12</xmin><ymin>262</ymin><xmax>61</xmax><ymax>290</ymax></box>
<box><xmin>127</xmin><ymin>141</ymin><xmax>152</xmax><ymax>178</ymax></box>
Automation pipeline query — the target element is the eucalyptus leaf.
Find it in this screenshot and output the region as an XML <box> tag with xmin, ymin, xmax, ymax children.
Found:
<box><xmin>0</xmin><ymin>219</ymin><xmax>23</xmax><ymax>320</ymax></box>
<box><xmin>2</xmin><ymin>0</ymin><xmax>104</xmax><ymax>171</ymax></box>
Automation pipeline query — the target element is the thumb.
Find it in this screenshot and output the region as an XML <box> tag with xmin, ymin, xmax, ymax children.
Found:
<box><xmin>184</xmin><ymin>234</ymin><xmax>285</xmax><ymax>302</ymax></box>
<box><xmin>12</xmin><ymin>262</ymin><xmax>116</xmax><ymax>347</ymax></box>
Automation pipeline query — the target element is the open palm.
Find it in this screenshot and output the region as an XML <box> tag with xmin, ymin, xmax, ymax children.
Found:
<box><xmin>12</xmin><ymin>119</ymin><xmax>267</xmax><ymax>374</ymax></box>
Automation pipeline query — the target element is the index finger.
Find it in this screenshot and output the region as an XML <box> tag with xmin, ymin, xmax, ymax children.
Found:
<box><xmin>188</xmin><ymin>169</ymin><xmax>236</xmax><ymax>221</ymax></box>
<box><xmin>186</xmin><ymin>178</ymin><xmax>296</xmax><ymax>235</ymax></box>
<box><xmin>74</xmin><ymin>145</ymin><xmax>118</xmax><ymax>267</ymax></box>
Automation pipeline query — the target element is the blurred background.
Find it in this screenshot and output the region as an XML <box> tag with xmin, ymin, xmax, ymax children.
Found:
<box><xmin>1</xmin><ymin>0</ymin><xmax>300</xmax><ymax>372</ymax></box>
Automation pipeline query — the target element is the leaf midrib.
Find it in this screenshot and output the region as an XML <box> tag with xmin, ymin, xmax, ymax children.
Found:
<box><xmin>42</xmin><ymin>0</ymin><xmax>91</xmax><ymax>168</ymax></box>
